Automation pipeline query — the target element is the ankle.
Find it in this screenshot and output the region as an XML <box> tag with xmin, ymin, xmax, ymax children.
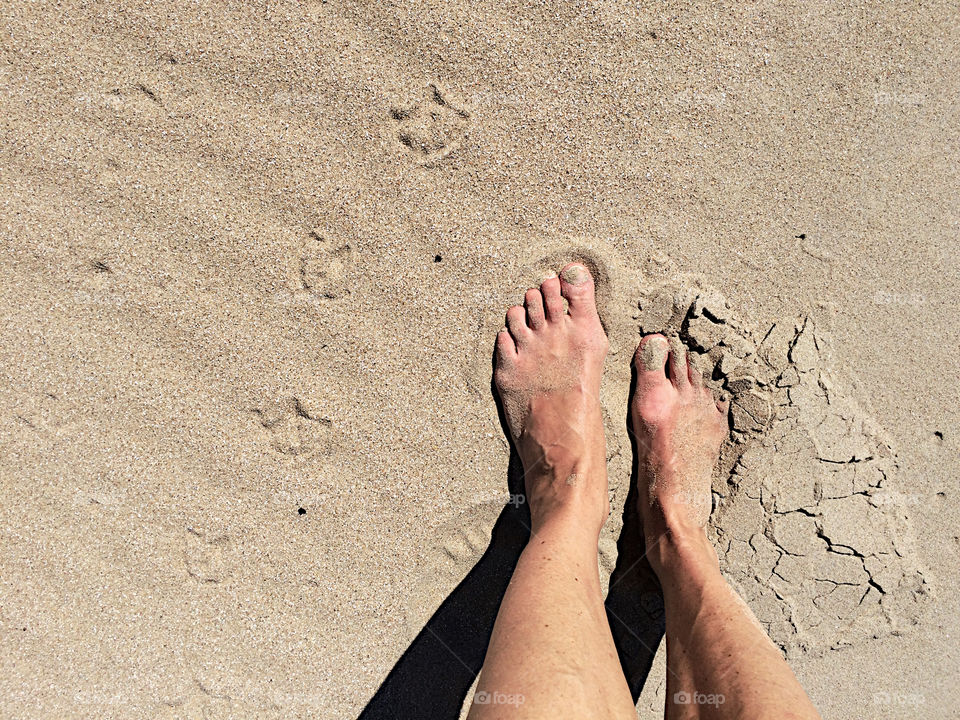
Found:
<box><xmin>641</xmin><ymin>510</ymin><xmax>719</xmax><ymax>581</ymax></box>
<box><xmin>529</xmin><ymin>489</ymin><xmax>608</xmax><ymax>540</ymax></box>
<box><xmin>528</xmin><ymin>515</ymin><xmax>603</xmax><ymax>557</ymax></box>
<box><xmin>524</xmin><ymin>458</ymin><xmax>609</xmax><ymax>526</ymax></box>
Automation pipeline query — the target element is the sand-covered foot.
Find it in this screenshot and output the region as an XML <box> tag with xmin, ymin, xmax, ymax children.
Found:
<box><xmin>494</xmin><ymin>263</ymin><xmax>610</xmax><ymax>533</ymax></box>
<box><xmin>630</xmin><ymin>334</ymin><xmax>728</xmax><ymax>555</ymax></box>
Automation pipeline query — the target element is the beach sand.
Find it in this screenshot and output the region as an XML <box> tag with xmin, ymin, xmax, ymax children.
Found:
<box><xmin>1</xmin><ymin>1</ymin><xmax>957</xmax><ymax>718</ymax></box>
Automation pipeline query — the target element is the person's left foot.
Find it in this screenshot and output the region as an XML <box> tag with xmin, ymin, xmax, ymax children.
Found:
<box><xmin>630</xmin><ymin>333</ymin><xmax>728</xmax><ymax>563</ymax></box>
<box><xmin>494</xmin><ymin>263</ymin><xmax>610</xmax><ymax>534</ymax></box>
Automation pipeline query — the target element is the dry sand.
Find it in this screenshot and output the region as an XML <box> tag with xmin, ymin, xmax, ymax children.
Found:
<box><xmin>1</xmin><ymin>1</ymin><xmax>958</xmax><ymax>718</ymax></box>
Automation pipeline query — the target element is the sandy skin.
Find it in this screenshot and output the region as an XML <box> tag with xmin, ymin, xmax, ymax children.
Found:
<box><xmin>471</xmin><ymin>263</ymin><xmax>821</xmax><ymax>720</ymax></box>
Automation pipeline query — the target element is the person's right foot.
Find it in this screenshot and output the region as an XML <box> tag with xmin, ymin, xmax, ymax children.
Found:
<box><xmin>630</xmin><ymin>334</ymin><xmax>728</xmax><ymax>561</ymax></box>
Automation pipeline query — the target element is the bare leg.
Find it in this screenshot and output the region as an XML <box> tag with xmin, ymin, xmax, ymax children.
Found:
<box><xmin>468</xmin><ymin>264</ymin><xmax>635</xmax><ymax>719</ymax></box>
<box><xmin>631</xmin><ymin>334</ymin><xmax>822</xmax><ymax>720</ymax></box>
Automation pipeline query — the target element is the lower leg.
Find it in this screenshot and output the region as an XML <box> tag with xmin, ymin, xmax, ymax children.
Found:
<box><xmin>652</xmin><ymin>529</ymin><xmax>819</xmax><ymax>719</ymax></box>
<box><xmin>470</xmin><ymin>490</ymin><xmax>634</xmax><ymax>717</ymax></box>
<box><xmin>631</xmin><ymin>334</ymin><xmax>821</xmax><ymax>720</ymax></box>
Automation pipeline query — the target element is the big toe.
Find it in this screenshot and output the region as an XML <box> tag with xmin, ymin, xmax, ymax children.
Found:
<box><xmin>559</xmin><ymin>263</ymin><xmax>598</xmax><ymax>318</ymax></box>
<box><xmin>634</xmin><ymin>334</ymin><xmax>671</xmax><ymax>387</ymax></box>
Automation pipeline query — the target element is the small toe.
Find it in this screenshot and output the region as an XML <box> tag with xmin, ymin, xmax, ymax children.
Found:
<box><xmin>524</xmin><ymin>288</ymin><xmax>545</xmax><ymax>329</ymax></box>
<box><xmin>541</xmin><ymin>275</ymin><xmax>564</xmax><ymax>321</ymax></box>
<box><xmin>688</xmin><ymin>354</ymin><xmax>704</xmax><ymax>388</ymax></box>
<box><xmin>495</xmin><ymin>329</ymin><xmax>516</xmax><ymax>361</ymax></box>
<box><xmin>634</xmin><ymin>334</ymin><xmax>670</xmax><ymax>379</ymax></box>
<box><xmin>506</xmin><ymin>305</ymin><xmax>530</xmax><ymax>343</ymax></box>
<box><xmin>559</xmin><ymin>263</ymin><xmax>598</xmax><ymax>319</ymax></box>
<box><xmin>667</xmin><ymin>336</ymin><xmax>690</xmax><ymax>388</ymax></box>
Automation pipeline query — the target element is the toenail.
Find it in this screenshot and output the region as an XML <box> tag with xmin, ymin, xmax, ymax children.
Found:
<box><xmin>560</xmin><ymin>264</ymin><xmax>589</xmax><ymax>285</ymax></box>
<box><xmin>639</xmin><ymin>335</ymin><xmax>669</xmax><ymax>370</ymax></box>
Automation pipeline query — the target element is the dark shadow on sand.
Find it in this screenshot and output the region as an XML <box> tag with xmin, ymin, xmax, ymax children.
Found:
<box><xmin>356</xmin><ymin>480</ymin><xmax>530</xmax><ymax>719</ymax></box>
<box><xmin>358</xmin><ymin>372</ymin><xmax>530</xmax><ymax>720</ymax></box>
<box><xmin>358</xmin><ymin>360</ymin><xmax>665</xmax><ymax>718</ymax></box>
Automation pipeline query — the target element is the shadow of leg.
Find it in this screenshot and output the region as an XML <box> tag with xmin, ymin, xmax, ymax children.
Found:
<box><xmin>359</xmin><ymin>451</ymin><xmax>530</xmax><ymax>720</ymax></box>
<box><xmin>604</xmin><ymin>480</ymin><xmax>665</xmax><ymax>701</ymax></box>
<box><xmin>604</xmin><ymin>362</ymin><xmax>665</xmax><ymax>702</ymax></box>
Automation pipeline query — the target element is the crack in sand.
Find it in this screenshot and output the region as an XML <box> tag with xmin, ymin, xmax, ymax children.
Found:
<box><xmin>638</xmin><ymin>279</ymin><xmax>932</xmax><ymax>657</ymax></box>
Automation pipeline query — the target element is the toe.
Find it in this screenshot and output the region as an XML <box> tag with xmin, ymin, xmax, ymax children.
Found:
<box><xmin>688</xmin><ymin>353</ymin><xmax>704</xmax><ymax>388</ymax></box>
<box><xmin>495</xmin><ymin>329</ymin><xmax>516</xmax><ymax>361</ymax></box>
<box><xmin>541</xmin><ymin>275</ymin><xmax>564</xmax><ymax>321</ymax></box>
<box><xmin>524</xmin><ymin>288</ymin><xmax>545</xmax><ymax>329</ymax></box>
<box><xmin>667</xmin><ymin>336</ymin><xmax>690</xmax><ymax>389</ymax></box>
<box><xmin>634</xmin><ymin>334</ymin><xmax>670</xmax><ymax>381</ymax></box>
<box><xmin>559</xmin><ymin>263</ymin><xmax>598</xmax><ymax>319</ymax></box>
<box><xmin>506</xmin><ymin>305</ymin><xmax>530</xmax><ymax>343</ymax></box>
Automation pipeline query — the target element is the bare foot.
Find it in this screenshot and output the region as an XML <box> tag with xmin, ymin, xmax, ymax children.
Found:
<box><xmin>494</xmin><ymin>263</ymin><xmax>610</xmax><ymax>534</ymax></box>
<box><xmin>630</xmin><ymin>334</ymin><xmax>728</xmax><ymax>563</ymax></box>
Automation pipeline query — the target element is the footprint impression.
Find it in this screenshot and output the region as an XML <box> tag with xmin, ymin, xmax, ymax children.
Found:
<box><xmin>291</xmin><ymin>229</ymin><xmax>354</xmax><ymax>300</ymax></box>
<box><xmin>391</xmin><ymin>83</ymin><xmax>470</xmax><ymax>167</ymax></box>
<box><xmin>248</xmin><ymin>396</ymin><xmax>333</xmax><ymax>460</ymax></box>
